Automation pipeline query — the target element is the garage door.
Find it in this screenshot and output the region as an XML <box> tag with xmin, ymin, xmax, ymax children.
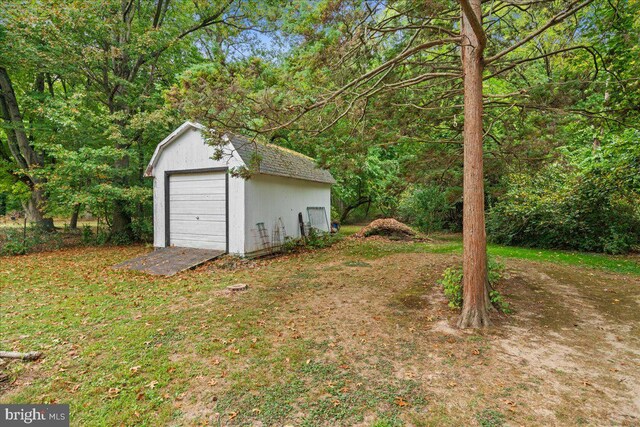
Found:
<box><xmin>168</xmin><ymin>171</ymin><xmax>226</xmax><ymax>250</ymax></box>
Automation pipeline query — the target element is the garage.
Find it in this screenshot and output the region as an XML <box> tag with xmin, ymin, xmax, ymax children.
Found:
<box><xmin>145</xmin><ymin>121</ymin><xmax>335</xmax><ymax>256</ymax></box>
<box><xmin>166</xmin><ymin>170</ymin><xmax>227</xmax><ymax>250</ymax></box>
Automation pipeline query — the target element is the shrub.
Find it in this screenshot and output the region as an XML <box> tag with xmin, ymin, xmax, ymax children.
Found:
<box><xmin>110</xmin><ymin>230</ymin><xmax>133</xmax><ymax>245</ymax></box>
<box><xmin>131</xmin><ymin>216</ymin><xmax>153</xmax><ymax>243</ymax></box>
<box><xmin>438</xmin><ymin>258</ymin><xmax>510</xmax><ymax>313</ymax></box>
<box><xmin>81</xmin><ymin>225</ymin><xmax>94</xmax><ymax>244</ymax></box>
<box><xmin>281</xmin><ymin>229</ymin><xmax>343</xmax><ymax>253</ymax></box>
<box><xmin>488</xmin><ymin>138</ymin><xmax>640</xmax><ymax>254</ymax></box>
<box><xmin>0</xmin><ymin>224</ymin><xmax>62</xmax><ymax>255</ymax></box>
<box><xmin>440</xmin><ymin>267</ymin><xmax>463</xmax><ymax>309</ymax></box>
<box><xmin>398</xmin><ymin>185</ymin><xmax>452</xmax><ymax>233</ymax></box>
<box><xmin>1</xmin><ymin>239</ymin><xmax>29</xmax><ymax>256</ymax></box>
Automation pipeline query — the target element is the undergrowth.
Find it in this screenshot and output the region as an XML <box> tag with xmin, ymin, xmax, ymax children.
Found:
<box><xmin>439</xmin><ymin>257</ymin><xmax>511</xmax><ymax>313</ymax></box>
<box><xmin>282</xmin><ymin>228</ymin><xmax>343</xmax><ymax>252</ymax></box>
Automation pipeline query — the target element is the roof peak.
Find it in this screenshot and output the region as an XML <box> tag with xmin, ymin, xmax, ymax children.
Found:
<box><xmin>146</xmin><ymin>121</ymin><xmax>336</xmax><ymax>185</ymax></box>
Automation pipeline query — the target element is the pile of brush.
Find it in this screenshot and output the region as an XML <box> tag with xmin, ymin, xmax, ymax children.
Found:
<box><xmin>353</xmin><ymin>218</ymin><xmax>420</xmax><ymax>240</ymax></box>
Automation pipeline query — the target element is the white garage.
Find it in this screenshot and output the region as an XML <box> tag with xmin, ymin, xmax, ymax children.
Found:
<box><xmin>144</xmin><ymin>121</ymin><xmax>335</xmax><ymax>257</ymax></box>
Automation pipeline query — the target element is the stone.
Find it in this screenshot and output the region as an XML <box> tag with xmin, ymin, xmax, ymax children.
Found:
<box><xmin>227</xmin><ymin>283</ymin><xmax>248</xmax><ymax>292</ymax></box>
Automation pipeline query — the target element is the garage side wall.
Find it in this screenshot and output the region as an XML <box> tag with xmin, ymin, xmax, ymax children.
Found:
<box><xmin>152</xmin><ymin>128</ymin><xmax>245</xmax><ymax>254</ymax></box>
<box><xmin>244</xmin><ymin>174</ymin><xmax>332</xmax><ymax>255</ymax></box>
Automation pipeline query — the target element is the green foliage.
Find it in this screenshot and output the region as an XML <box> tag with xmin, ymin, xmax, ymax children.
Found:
<box><xmin>438</xmin><ymin>258</ymin><xmax>510</xmax><ymax>312</ymax></box>
<box><xmin>81</xmin><ymin>225</ymin><xmax>94</xmax><ymax>245</ymax></box>
<box><xmin>398</xmin><ymin>185</ymin><xmax>452</xmax><ymax>233</ymax></box>
<box><xmin>2</xmin><ymin>0</ymin><xmax>638</xmax><ymax>257</ymax></box>
<box><xmin>440</xmin><ymin>267</ymin><xmax>463</xmax><ymax>309</ymax></box>
<box><xmin>371</xmin><ymin>418</ymin><xmax>401</xmax><ymax>427</ymax></box>
<box><xmin>489</xmin><ymin>136</ymin><xmax>640</xmax><ymax>254</ymax></box>
<box><xmin>489</xmin><ymin>290</ymin><xmax>511</xmax><ymax>314</ymax></box>
<box><xmin>79</xmin><ymin>224</ymin><xmax>113</xmax><ymax>246</ymax></box>
<box><xmin>281</xmin><ymin>229</ymin><xmax>343</xmax><ymax>253</ymax></box>
<box><xmin>0</xmin><ymin>225</ymin><xmax>62</xmax><ymax>255</ymax></box>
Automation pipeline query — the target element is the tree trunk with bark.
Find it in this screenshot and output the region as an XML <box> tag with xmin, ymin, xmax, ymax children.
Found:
<box><xmin>458</xmin><ymin>0</ymin><xmax>491</xmax><ymax>328</ymax></box>
<box><xmin>23</xmin><ymin>189</ymin><xmax>54</xmax><ymax>231</ymax></box>
<box><xmin>0</xmin><ymin>67</ymin><xmax>55</xmax><ymax>232</ymax></box>
<box><xmin>69</xmin><ymin>204</ymin><xmax>81</xmax><ymax>230</ymax></box>
<box><xmin>339</xmin><ymin>197</ymin><xmax>372</xmax><ymax>223</ymax></box>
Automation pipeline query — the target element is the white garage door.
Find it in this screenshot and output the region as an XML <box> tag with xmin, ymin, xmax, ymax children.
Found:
<box><xmin>168</xmin><ymin>171</ymin><xmax>226</xmax><ymax>250</ymax></box>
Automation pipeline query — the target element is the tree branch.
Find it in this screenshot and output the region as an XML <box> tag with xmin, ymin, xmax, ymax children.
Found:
<box><xmin>459</xmin><ymin>0</ymin><xmax>487</xmax><ymax>47</ymax></box>
<box><xmin>486</xmin><ymin>0</ymin><xmax>595</xmax><ymax>64</ymax></box>
<box><xmin>485</xmin><ymin>45</ymin><xmax>599</xmax><ymax>80</ymax></box>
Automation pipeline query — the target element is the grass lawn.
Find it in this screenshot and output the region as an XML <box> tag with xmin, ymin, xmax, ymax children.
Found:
<box><xmin>1</xmin><ymin>233</ymin><xmax>639</xmax><ymax>426</ymax></box>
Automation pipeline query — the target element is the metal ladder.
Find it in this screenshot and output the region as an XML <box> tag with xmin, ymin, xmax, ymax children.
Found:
<box><xmin>256</xmin><ymin>222</ymin><xmax>270</xmax><ymax>252</ymax></box>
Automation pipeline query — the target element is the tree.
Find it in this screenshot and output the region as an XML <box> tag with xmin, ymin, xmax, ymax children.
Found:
<box><xmin>458</xmin><ymin>0</ymin><xmax>490</xmax><ymax>327</ymax></box>
<box><xmin>2</xmin><ymin>0</ymin><xmax>267</xmax><ymax>239</ymax></box>
<box><xmin>172</xmin><ymin>0</ymin><xmax>598</xmax><ymax>327</ymax></box>
<box><xmin>0</xmin><ymin>67</ymin><xmax>54</xmax><ymax>230</ymax></box>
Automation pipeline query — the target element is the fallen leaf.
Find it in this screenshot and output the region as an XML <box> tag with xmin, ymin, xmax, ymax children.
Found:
<box><xmin>395</xmin><ymin>397</ymin><xmax>409</xmax><ymax>407</ymax></box>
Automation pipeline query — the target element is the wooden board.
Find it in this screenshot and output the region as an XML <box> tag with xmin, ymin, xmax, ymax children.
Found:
<box><xmin>113</xmin><ymin>247</ymin><xmax>224</xmax><ymax>276</ymax></box>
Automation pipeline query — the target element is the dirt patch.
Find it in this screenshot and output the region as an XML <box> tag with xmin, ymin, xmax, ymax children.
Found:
<box><xmin>226</xmin><ymin>250</ymin><xmax>640</xmax><ymax>425</ymax></box>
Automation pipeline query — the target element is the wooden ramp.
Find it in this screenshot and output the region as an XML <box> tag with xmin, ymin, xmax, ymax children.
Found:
<box><xmin>113</xmin><ymin>247</ymin><xmax>224</xmax><ymax>276</ymax></box>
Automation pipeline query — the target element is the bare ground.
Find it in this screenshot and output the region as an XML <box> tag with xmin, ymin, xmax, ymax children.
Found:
<box><xmin>176</xmin><ymin>245</ymin><xmax>640</xmax><ymax>426</ymax></box>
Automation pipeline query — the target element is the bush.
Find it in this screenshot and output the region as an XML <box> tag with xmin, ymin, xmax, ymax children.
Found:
<box><xmin>281</xmin><ymin>228</ymin><xmax>343</xmax><ymax>253</ymax></box>
<box><xmin>0</xmin><ymin>224</ymin><xmax>62</xmax><ymax>255</ymax></box>
<box><xmin>438</xmin><ymin>258</ymin><xmax>510</xmax><ymax>313</ymax></box>
<box><xmin>488</xmin><ymin>165</ymin><xmax>640</xmax><ymax>254</ymax></box>
<box><xmin>131</xmin><ymin>216</ymin><xmax>153</xmax><ymax>243</ymax></box>
<box><xmin>440</xmin><ymin>267</ymin><xmax>463</xmax><ymax>308</ymax></box>
<box><xmin>398</xmin><ymin>185</ymin><xmax>452</xmax><ymax>233</ymax></box>
<box><xmin>81</xmin><ymin>225</ymin><xmax>94</xmax><ymax>244</ymax></box>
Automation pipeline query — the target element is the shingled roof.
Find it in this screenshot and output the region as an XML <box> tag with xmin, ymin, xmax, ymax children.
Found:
<box><xmin>145</xmin><ymin>122</ymin><xmax>335</xmax><ymax>184</ymax></box>
<box><xmin>228</xmin><ymin>135</ymin><xmax>336</xmax><ymax>184</ymax></box>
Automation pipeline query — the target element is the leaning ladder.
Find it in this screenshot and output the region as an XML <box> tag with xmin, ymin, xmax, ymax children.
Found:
<box><xmin>256</xmin><ymin>222</ymin><xmax>271</xmax><ymax>252</ymax></box>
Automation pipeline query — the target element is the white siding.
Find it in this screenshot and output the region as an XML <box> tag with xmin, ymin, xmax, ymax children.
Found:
<box><xmin>244</xmin><ymin>174</ymin><xmax>332</xmax><ymax>255</ymax></box>
<box><xmin>152</xmin><ymin>127</ymin><xmax>245</xmax><ymax>254</ymax></box>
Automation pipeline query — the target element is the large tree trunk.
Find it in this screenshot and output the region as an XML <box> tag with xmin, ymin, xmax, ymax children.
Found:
<box><xmin>339</xmin><ymin>197</ymin><xmax>371</xmax><ymax>223</ymax></box>
<box><xmin>458</xmin><ymin>0</ymin><xmax>491</xmax><ymax>328</ymax></box>
<box><xmin>69</xmin><ymin>203</ymin><xmax>81</xmax><ymax>230</ymax></box>
<box><xmin>23</xmin><ymin>188</ymin><xmax>54</xmax><ymax>231</ymax></box>
<box><xmin>0</xmin><ymin>67</ymin><xmax>54</xmax><ymax>232</ymax></box>
<box><xmin>110</xmin><ymin>147</ymin><xmax>134</xmax><ymax>240</ymax></box>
